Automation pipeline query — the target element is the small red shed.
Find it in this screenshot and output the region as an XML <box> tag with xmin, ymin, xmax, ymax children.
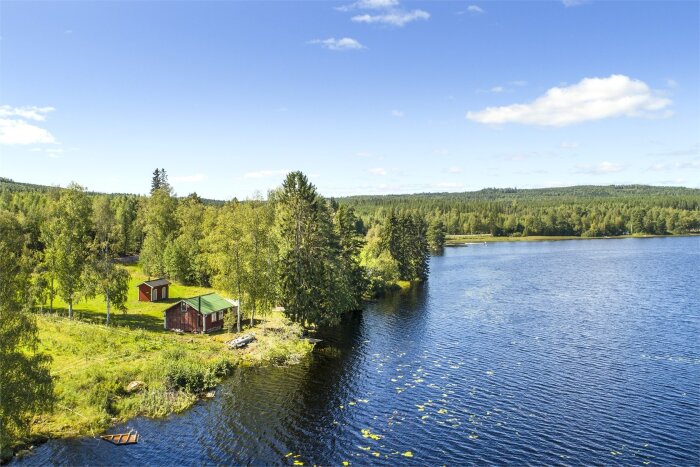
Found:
<box><xmin>163</xmin><ymin>293</ymin><xmax>238</xmax><ymax>333</ymax></box>
<box><xmin>137</xmin><ymin>278</ymin><xmax>171</xmax><ymax>302</ymax></box>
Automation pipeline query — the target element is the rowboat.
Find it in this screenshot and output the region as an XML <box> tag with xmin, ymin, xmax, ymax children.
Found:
<box><xmin>100</xmin><ymin>431</ymin><xmax>139</xmax><ymax>445</ymax></box>
<box><xmin>227</xmin><ymin>334</ymin><xmax>256</xmax><ymax>349</ymax></box>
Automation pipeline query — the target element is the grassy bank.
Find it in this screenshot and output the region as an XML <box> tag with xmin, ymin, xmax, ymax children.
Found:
<box><xmin>445</xmin><ymin>233</ymin><xmax>697</xmax><ymax>245</ymax></box>
<box><xmin>14</xmin><ymin>267</ymin><xmax>313</xmax><ymax>457</ymax></box>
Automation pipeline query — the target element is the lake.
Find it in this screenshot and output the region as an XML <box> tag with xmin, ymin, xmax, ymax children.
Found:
<box><xmin>15</xmin><ymin>237</ymin><xmax>700</xmax><ymax>465</ymax></box>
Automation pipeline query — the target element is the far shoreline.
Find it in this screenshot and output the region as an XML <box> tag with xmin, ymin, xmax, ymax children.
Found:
<box><xmin>445</xmin><ymin>233</ymin><xmax>700</xmax><ymax>245</ymax></box>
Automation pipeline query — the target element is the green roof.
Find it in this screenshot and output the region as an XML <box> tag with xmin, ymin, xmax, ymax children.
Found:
<box><xmin>183</xmin><ymin>293</ymin><xmax>235</xmax><ymax>315</ymax></box>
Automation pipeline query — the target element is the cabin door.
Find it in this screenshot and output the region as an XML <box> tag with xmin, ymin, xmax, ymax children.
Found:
<box><xmin>152</xmin><ymin>288</ymin><xmax>158</xmax><ymax>301</ymax></box>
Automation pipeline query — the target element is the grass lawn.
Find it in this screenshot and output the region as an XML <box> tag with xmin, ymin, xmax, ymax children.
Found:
<box><xmin>27</xmin><ymin>264</ymin><xmax>313</xmax><ymax>445</ymax></box>
<box><xmin>48</xmin><ymin>265</ymin><xmax>223</xmax><ymax>331</ymax></box>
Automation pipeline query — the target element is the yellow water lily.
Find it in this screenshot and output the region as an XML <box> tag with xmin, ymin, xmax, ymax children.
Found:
<box><xmin>402</xmin><ymin>451</ymin><xmax>413</xmax><ymax>457</ymax></box>
<box><xmin>361</xmin><ymin>429</ymin><xmax>383</xmax><ymax>440</ymax></box>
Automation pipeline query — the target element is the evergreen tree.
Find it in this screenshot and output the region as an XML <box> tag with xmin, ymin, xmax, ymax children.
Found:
<box><xmin>276</xmin><ymin>172</ymin><xmax>356</xmax><ymax>327</ymax></box>
<box><xmin>150</xmin><ymin>169</ymin><xmax>162</xmax><ymax>194</ymax></box>
<box><xmin>427</xmin><ymin>219</ymin><xmax>447</xmax><ymax>252</ymax></box>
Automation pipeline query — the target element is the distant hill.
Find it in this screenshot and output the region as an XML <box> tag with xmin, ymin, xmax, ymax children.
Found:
<box><xmin>339</xmin><ymin>185</ymin><xmax>700</xmax><ymax>204</ymax></box>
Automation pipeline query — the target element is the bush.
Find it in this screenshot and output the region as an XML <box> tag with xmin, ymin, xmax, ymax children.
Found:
<box><xmin>164</xmin><ymin>359</ymin><xmax>217</xmax><ymax>393</ymax></box>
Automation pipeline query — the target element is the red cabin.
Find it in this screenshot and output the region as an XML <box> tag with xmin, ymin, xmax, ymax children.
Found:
<box><xmin>137</xmin><ymin>278</ymin><xmax>171</xmax><ymax>302</ymax></box>
<box><xmin>163</xmin><ymin>293</ymin><xmax>238</xmax><ymax>333</ymax></box>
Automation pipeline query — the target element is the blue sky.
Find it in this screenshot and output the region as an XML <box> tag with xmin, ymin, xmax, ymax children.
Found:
<box><xmin>1</xmin><ymin>0</ymin><xmax>698</xmax><ymax>199</ymax></box>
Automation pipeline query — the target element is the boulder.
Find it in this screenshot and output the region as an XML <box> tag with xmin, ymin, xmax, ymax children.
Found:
<box><xmin>126</xmin><ymin>380</ymin><xmax>146</xmax><ymax>393</ymax></box>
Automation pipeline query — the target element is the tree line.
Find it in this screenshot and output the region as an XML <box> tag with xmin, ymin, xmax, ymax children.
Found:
<box><xmin>0</xmin><ymin>171</ymin><xmax>432</xmax><ymax>327</ymax></box>
<box><xmin>339</xmin><ymin>185</ymin><xmax>700</xmax><ymax>238</ymax></box>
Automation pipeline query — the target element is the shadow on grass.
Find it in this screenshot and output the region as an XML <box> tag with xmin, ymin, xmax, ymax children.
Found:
<box><xmin>45</xmin><ymin>307</ymin><xmax>166</xmax><ymax>333</ymax></box>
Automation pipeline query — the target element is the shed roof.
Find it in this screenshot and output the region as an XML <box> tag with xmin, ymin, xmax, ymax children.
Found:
<box><xmin>138</xmin><ymin>278</ymin><xmax>171</xmax><ymax>288</ymax></box>
<box><xmin>183</xmin><ymin>293</ymin><xmax>236</xmax><ymax>315</ymax></box>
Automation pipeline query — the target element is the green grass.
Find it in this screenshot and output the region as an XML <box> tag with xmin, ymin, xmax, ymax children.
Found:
<box><xmin>47</xmin><ymin>265</ymin><xmax>221</xmax><ymax>331</ymax></box>
<box><xmin>29</xmin><ymin>265</ymin><xmax>313</xmax><ymax>443</ymax></box>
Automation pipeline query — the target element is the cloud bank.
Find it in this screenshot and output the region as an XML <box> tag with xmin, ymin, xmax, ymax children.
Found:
<box><xmin>0</xmin><ymin>106</ymin><xmax>57</xmax><ymax>145</ymax></box>
<box><xmin>466</xmin><ymin>75</ymin><xmax>671</xmax><ymax>127</ymax></box>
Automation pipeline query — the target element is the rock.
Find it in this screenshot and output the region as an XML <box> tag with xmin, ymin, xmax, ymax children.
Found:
<box><xmin>204</xmin><ymin>390</ymin><xmax>216</xmax><ymax>399</ymax></box>
<box><xmin>126</xmin><ymin>380</ymin><xmax>146</xmax><ymax>393</ymax></box>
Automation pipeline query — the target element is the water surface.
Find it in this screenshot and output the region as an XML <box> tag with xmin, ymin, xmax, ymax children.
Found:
<box><xmin>17</xmin><ymin>237</ymin><xmax>700</xmax><ymax>465</ymax></box>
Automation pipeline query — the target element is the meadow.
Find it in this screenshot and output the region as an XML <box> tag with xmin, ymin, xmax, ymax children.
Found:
<box><xmin>27</xmin><ymin>266</ymin><xmax>313</xmax><ymax>444</ymax></box>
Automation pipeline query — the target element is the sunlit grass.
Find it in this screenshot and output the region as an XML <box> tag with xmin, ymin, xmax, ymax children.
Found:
<box><xmin>32</xmin><ymin>265</ymin><xmax>313</xmax><ymax>441</ymax></box>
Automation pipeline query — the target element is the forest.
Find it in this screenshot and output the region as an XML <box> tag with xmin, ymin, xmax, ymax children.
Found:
<box><xmin>339</xmin><ymin>185</ymin><xmax>700</xmax><ymax>237</ymax></box>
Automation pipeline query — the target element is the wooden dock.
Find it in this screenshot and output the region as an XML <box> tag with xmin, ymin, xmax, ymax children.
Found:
<box><xmin>100</xmin><ymin>431</ymin><xmax>139</xmax><ymax>445</ymax></box>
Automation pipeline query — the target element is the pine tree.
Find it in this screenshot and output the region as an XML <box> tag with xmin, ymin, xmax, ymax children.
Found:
<box><xmin>276</xmin><ymin>172</ymin><xmax>356</xmax><ymax>327</ymax></box>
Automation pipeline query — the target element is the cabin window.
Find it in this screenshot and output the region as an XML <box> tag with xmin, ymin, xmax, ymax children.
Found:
<box><xmin>180</xmin><ymin>302</ymin><xmax>187</xmax><ymax>312</ymax></box>
<box><xmin>163</xmin><ymin>287</ymin><xmax>168</xmax><ymax>299</ymax></box>
<box><xmin>153</xmin><ymin>288</ymin><xmax>158</xmax><ymax>301</ymax></box>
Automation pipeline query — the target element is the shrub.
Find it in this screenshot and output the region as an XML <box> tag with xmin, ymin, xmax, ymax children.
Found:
<box><xmin>164</xmin><ymin>360</ymin><xmax>217</xmax><ymax>393</ymax></box>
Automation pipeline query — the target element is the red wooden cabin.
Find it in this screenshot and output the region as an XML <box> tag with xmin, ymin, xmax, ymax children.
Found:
<box><xmin>136</xmin><ymin>278</ymin><xmax>171</xmax><ymax>302</ymax></box>
<box><xmin>163</xmin><ymin>293</ymin><xmax>238</xmax><ymax>333</ymax></box>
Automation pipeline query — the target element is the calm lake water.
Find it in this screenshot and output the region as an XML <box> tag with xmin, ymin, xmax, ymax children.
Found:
<box><xmin>16</xmin><ymin>237</ymin><xmax>700</xmax><ymax>466</ymax></box>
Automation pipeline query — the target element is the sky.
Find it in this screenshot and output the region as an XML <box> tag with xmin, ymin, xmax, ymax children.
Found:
<box><xmin>1</xmin><ymin>0</ymin><xmax>698</xmax><ymax>200</ymax></box>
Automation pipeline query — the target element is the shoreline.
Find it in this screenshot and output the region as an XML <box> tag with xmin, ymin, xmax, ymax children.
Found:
<box><xmin>445</xmin><ymin>233</ymin><xmax>699</xmax><ymax>245</ymax></box>
<box><xmin>3</xmin><ymin>313</ymin><xmax>313</xmax><ymax>464</ymax></box>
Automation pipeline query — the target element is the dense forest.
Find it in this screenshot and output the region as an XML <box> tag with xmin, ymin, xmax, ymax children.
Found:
<box><xmin>339</xmin><ymin>185</ymin><xmax>700</xmax><ymax>237</ymax></box>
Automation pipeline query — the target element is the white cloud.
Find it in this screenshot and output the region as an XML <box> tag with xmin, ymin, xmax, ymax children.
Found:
<box><xmin>490</xmin><ymin>86</ymin><xmax>504</xmax><ymax>93</ymax></box>
<box><xmin>352</xmin><ymin>9</ymin><xmax>430</xmax><ymax>26</ymax></box>
<box><xmin>171</xmin><ymin>173</ymin><xmax>206</xmax><ymax>183</ymax></box>
<box><xmin>356</xmin><ymin>151</ymin><xmax>373</xmax><ymax>158</ymax></box>
<box><xmin>337</xmin><ymin>0</ymin><xmax>399</xmax><ymax>11</ymax></box>
<box><xmin>666</xmin><ymin>78</ymin><xmax>678</xmax><ymax>88</ymax></box>
<box><xmin>308</xmin><ymin>37</ymin><xmax>365</xmax><ymax>51</ymax></box>
<box><xmin>447</xmin><ymin>166</ymin><xmax>463</xmax><ymax>173</ymax></box>
<box><xmin>368</xmin><ymin>167</ymin><xmax>387</xmax><ymax>175</ymax></box>
<box><xmin>467</xmin><ymin>5</ymin><xmax>484</xmax><ymax>13</ymax></box>
<box><xmin>244</xmin><ymin>169</ymin><xmax>289</xmax><ymax>179</ymax></box>
<box><xmin>0</xmin><ymin>118</ymin><xmax>57</xmax><ymax>145</ymax></box>
<box><xmin>467</xmin><ymin>75</ymin><xmax>671</xmax><ymax>127</ymax></box>
<box><xmin>391</xmin><ymin>109</ymin><xmax>404</xmax><ymax>117</ymax></box>
<box><xmin>340</xmin><ymin>0</ymin><xmax>429</xmax><ymax>27</ymax></box>
<box><xmin>510</xmin><ymin>80</ymin><xmax>528</xmax><ymax>87</ymax></box>
<box><xmin>562</xmin><ymin>0</ymin><xmax>588</xmax><ymax>6</ymax></box>
<box><xmin>0</xmin><ymin>106</ymin><xmax>58</xmax><ymax>146</ymax></box>
<box><xmin>0</xmin><ymin>105</ymin><xmax>55</xmax><ymax>121</ymax></box>
<box><xmin>576</xmin><ymin>161</ymin><xmax>625</xmax><ymax>175</ymax></box>
<box><xmin>560</xmin><ymin>141</ymin><xmax>580</xmax><ymax>149</ymax></box>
